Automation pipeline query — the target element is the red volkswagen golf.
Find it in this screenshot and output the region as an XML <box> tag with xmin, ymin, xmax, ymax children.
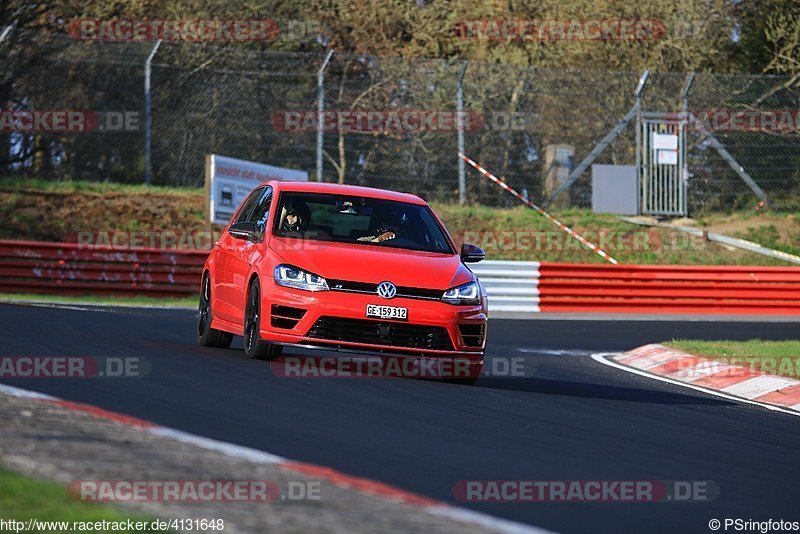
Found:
<box><xmin>198</xmin><ymin>181</ymin><xmax>487</xmax><ymax>382</ymax></box>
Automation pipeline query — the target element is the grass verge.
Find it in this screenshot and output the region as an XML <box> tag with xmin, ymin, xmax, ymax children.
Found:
<box><xmin>0</xmin><ymin>468</ymin><xmax>164</xmax><ymax>531</ymax></box>
<box><xmin>2</xmin><ymin>176</ymin><xmax>798</xmax><ymax>264</ymax></box>
<box><xmin>664</xmin><ymin>339</ymin><xmax>800</xmax><ymax>379</ymax></box>
<box><xmin>0</xmin><ymin>293</ymin><xmax>197</xmax><ymax>308</ymax></box>
<box><xmin>0</xmin><ymin>176</ymin><xmax>202</xmax><ymax>196</ymax></box>
<box><xmin>432</xmin><ymin>204</ymin><xmax>792</xmax><ymax>265</ymax></box>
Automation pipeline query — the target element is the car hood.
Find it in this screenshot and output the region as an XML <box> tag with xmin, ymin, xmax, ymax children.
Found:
<box><xmin>269</xmin><ymin>237</ymin><xmax>473</xmax><ymax>289</ymax></box>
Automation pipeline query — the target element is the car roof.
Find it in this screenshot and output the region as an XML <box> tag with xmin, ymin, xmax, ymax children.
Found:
<box><xmin>264</xmin><ymin>180</ymin><xmax>427</xmax><ymax>205</ymax></box>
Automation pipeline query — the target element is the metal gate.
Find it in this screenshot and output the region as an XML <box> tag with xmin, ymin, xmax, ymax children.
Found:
<box><xmin>639</xmin><ymin>112</ymin><xmax>687</xmax><ymax>216</ymax></box>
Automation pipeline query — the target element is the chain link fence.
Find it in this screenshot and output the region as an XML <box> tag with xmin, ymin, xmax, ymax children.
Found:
<box><xmin>2</xmin><ymin>30</ymin><xmax>799</xmax><ymax>213</ymax></box>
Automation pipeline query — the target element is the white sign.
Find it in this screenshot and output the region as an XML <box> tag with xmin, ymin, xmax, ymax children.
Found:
<box><xmin>652</xmin><ymin>133</ymin><xmax>678</xmax><ymax>151</ymax></box>
<box><xmin>657</xmin><ymin>149</ymin><xmax>678</xmax><ymax>165</ymax></box>
<box><xmin>206</xmin><ymin>154</ymin><xmax>308</xmax><ymax>225</ymax></box>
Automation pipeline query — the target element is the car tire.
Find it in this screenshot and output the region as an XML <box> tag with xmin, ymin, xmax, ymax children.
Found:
<box><xmin>244</xmin><ymin>279</ymin><xmax>283</xmax><ymax>360</ymax></box>
<box><xmin>197</xmin><ymin>274</ymin><xmax>233</xmax><ymax>349</ymax></box>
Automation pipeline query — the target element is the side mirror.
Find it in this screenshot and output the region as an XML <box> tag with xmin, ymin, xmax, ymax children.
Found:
<box><xmin>460</xmin><ymin>243</ymin><xmax>485</xmax><ymax>263</ymax></box>
<box><xmin>229</xmin><ymin>221</ymin><xmax>258</xmax><ymax>242</ymax></box>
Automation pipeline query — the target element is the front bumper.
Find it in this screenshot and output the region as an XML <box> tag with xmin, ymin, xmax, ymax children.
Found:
<box><xmin>260</xmin><ymin>276</ymin><xmax>486</xmax><ymax>361</ymax></box>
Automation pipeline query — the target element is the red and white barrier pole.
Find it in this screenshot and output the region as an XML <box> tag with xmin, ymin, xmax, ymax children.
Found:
<box><xmin>459</xmin><ymin>153</ymin><xmax>620</xmax><ymax>265</ymax></box>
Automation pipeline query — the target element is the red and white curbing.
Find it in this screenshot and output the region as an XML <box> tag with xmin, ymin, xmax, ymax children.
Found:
<box><xmin>0</xmin><ymin>382</ymin><xmax>548</xmax><ymax>534</ymax></box>
<box><xmin>610</xmin><ymin>344</ymin><xmax>800</xmax><ymax>414</ymax></box>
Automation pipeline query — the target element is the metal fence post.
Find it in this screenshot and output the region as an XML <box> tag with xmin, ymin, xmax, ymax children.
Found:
<box><xmin>681</xmin><ymin>73</ymin><xmax>695</xmax><ymax>114</ymax></box>
<box><xmin>0</xmin><ymin>26</ymin><xmax>13</xmax><ymax>44</ymax></box>
<box><xmin>546</xmin><ymin>71</ymin><xmax>648</xmax><ymax>206</ymax></box>
<box><xmin>694</xmin><ymin>121</ymin><xmax>769</xmax><ymax>203</ymax></box>
<box><xmin>680</xmin><ymin>73</ymin><xmax>696</xmax><ymax>213</ymax></box>
<box><xmin>456</xmin><ymin>61</ymin><xmax>469</xmax><ymax>205</ymax></box>
<box><xmin>316</xmin><ymin>49</ymin><xmax>334</xmax><ymax>182</ymax></box>
<box><xmin>144</xmin><ymin>40</ymin><xmax>162</xmax><ymax>186</ymax></box>
<box><xmin>635</xmin><ymin>70</ymin><xmax>649</xmax><ymax>214</ymax></box>
<box><xmin>681</xmin><ymin>73</ymin><xmax>768</xmax><ymax>204</ymax></box>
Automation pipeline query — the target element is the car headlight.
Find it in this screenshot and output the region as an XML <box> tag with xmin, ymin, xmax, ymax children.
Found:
<box><xmin>274</xmin><ymin>264</ymin><xmax>329</xmax><ymax>292</ymax></box>
<box><xmin>441</xmin><ymin>281</ymin><xmax>480</xmax><ymax>305</ymax></box>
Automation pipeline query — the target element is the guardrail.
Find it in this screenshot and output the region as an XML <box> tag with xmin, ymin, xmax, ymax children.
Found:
<box><xmin>1</xmin><ymin>241</ymin><xmax>799</xmax><ymax>315</ymax></box>
<box><xmin>0</xmin><ymin>240</ymin><xmax>205</xmax><ymax>297</ymax></box>
<box><xmin>469</xmin><ymin>261</ymin><xmax>541</xmax><ymax>313</ymax></box>
<box><xmin>471</xmin><ymin>260</ymin><xmax>800</xmax><ymax>315</ymax></box>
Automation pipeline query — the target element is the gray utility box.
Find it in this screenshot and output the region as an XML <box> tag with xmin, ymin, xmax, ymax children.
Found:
<box><xmin>591</xmin><ymin>164</ymin><xmax>639</xmax><ymax>215</ymax></box>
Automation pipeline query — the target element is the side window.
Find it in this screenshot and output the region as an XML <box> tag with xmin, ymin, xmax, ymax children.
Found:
<box><xmin>247</xmin><ymin>186</ymin><xmax>274</xmax><ymax>232</ymax></box>
<box><xmin>233</xmin><ymin>187</ymin><xmax>264</xmax><ymax>225</ymax></box>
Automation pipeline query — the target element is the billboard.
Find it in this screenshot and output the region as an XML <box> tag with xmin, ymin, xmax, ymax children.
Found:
<box><xmin>205</xmin><ymin>154</ymin><xmax>308</xmax><ymax>225</ymax></box>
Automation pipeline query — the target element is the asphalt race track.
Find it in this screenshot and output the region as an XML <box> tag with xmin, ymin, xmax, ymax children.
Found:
<box><xmin>2</xmin><ymin>302</ymin><xmax>799</xmax><ymax>533</ymax></box>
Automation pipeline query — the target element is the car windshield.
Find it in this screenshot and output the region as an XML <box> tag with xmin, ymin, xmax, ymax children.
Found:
<box><xmin>273</xmin><ymin>192</ymin><xmax>454</xmax><ymax>254</ymax></box>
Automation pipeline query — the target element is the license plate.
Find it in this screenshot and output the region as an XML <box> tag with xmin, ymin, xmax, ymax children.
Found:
<box><xmin>366</xmin><ymin>304</ymin><xmax>408</xmax><ymax>321</ymax></box>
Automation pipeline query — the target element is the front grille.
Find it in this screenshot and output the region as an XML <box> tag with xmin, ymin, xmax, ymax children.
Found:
<box><xmin>306</xmin><ymin>316</ymin><xmax>454</xmax><ymax>351</ymax></box>
<box><xmin>327</xmin><ymin>279</ymin><xmax>443</xmax><ymax>300</ymax></box>
<box><xmin>458</xmin><ymin>324</ymin><xmax>485</xmax><ymax>347</ymax></box>
<box><xmin>271</xmin><ymin>305</ymin><xmax>306</xmax><ymax>329</ymax></box>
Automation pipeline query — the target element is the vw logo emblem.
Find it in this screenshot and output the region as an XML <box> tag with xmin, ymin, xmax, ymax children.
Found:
<box><xmin>377</xmin><ymin>281</ymin><xmax>397</xmax><ymax>299</ymax></box>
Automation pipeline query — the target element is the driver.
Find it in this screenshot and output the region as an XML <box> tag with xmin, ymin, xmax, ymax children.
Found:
<box><xmin>280</xmin><ymin>200</ymin><xmax>311</xmax><ymax>234</ymax></box>
<box><xmin>358</xmin><ymin>207</ymin><xmax>405</xmax><ymax>243</ymax></box>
